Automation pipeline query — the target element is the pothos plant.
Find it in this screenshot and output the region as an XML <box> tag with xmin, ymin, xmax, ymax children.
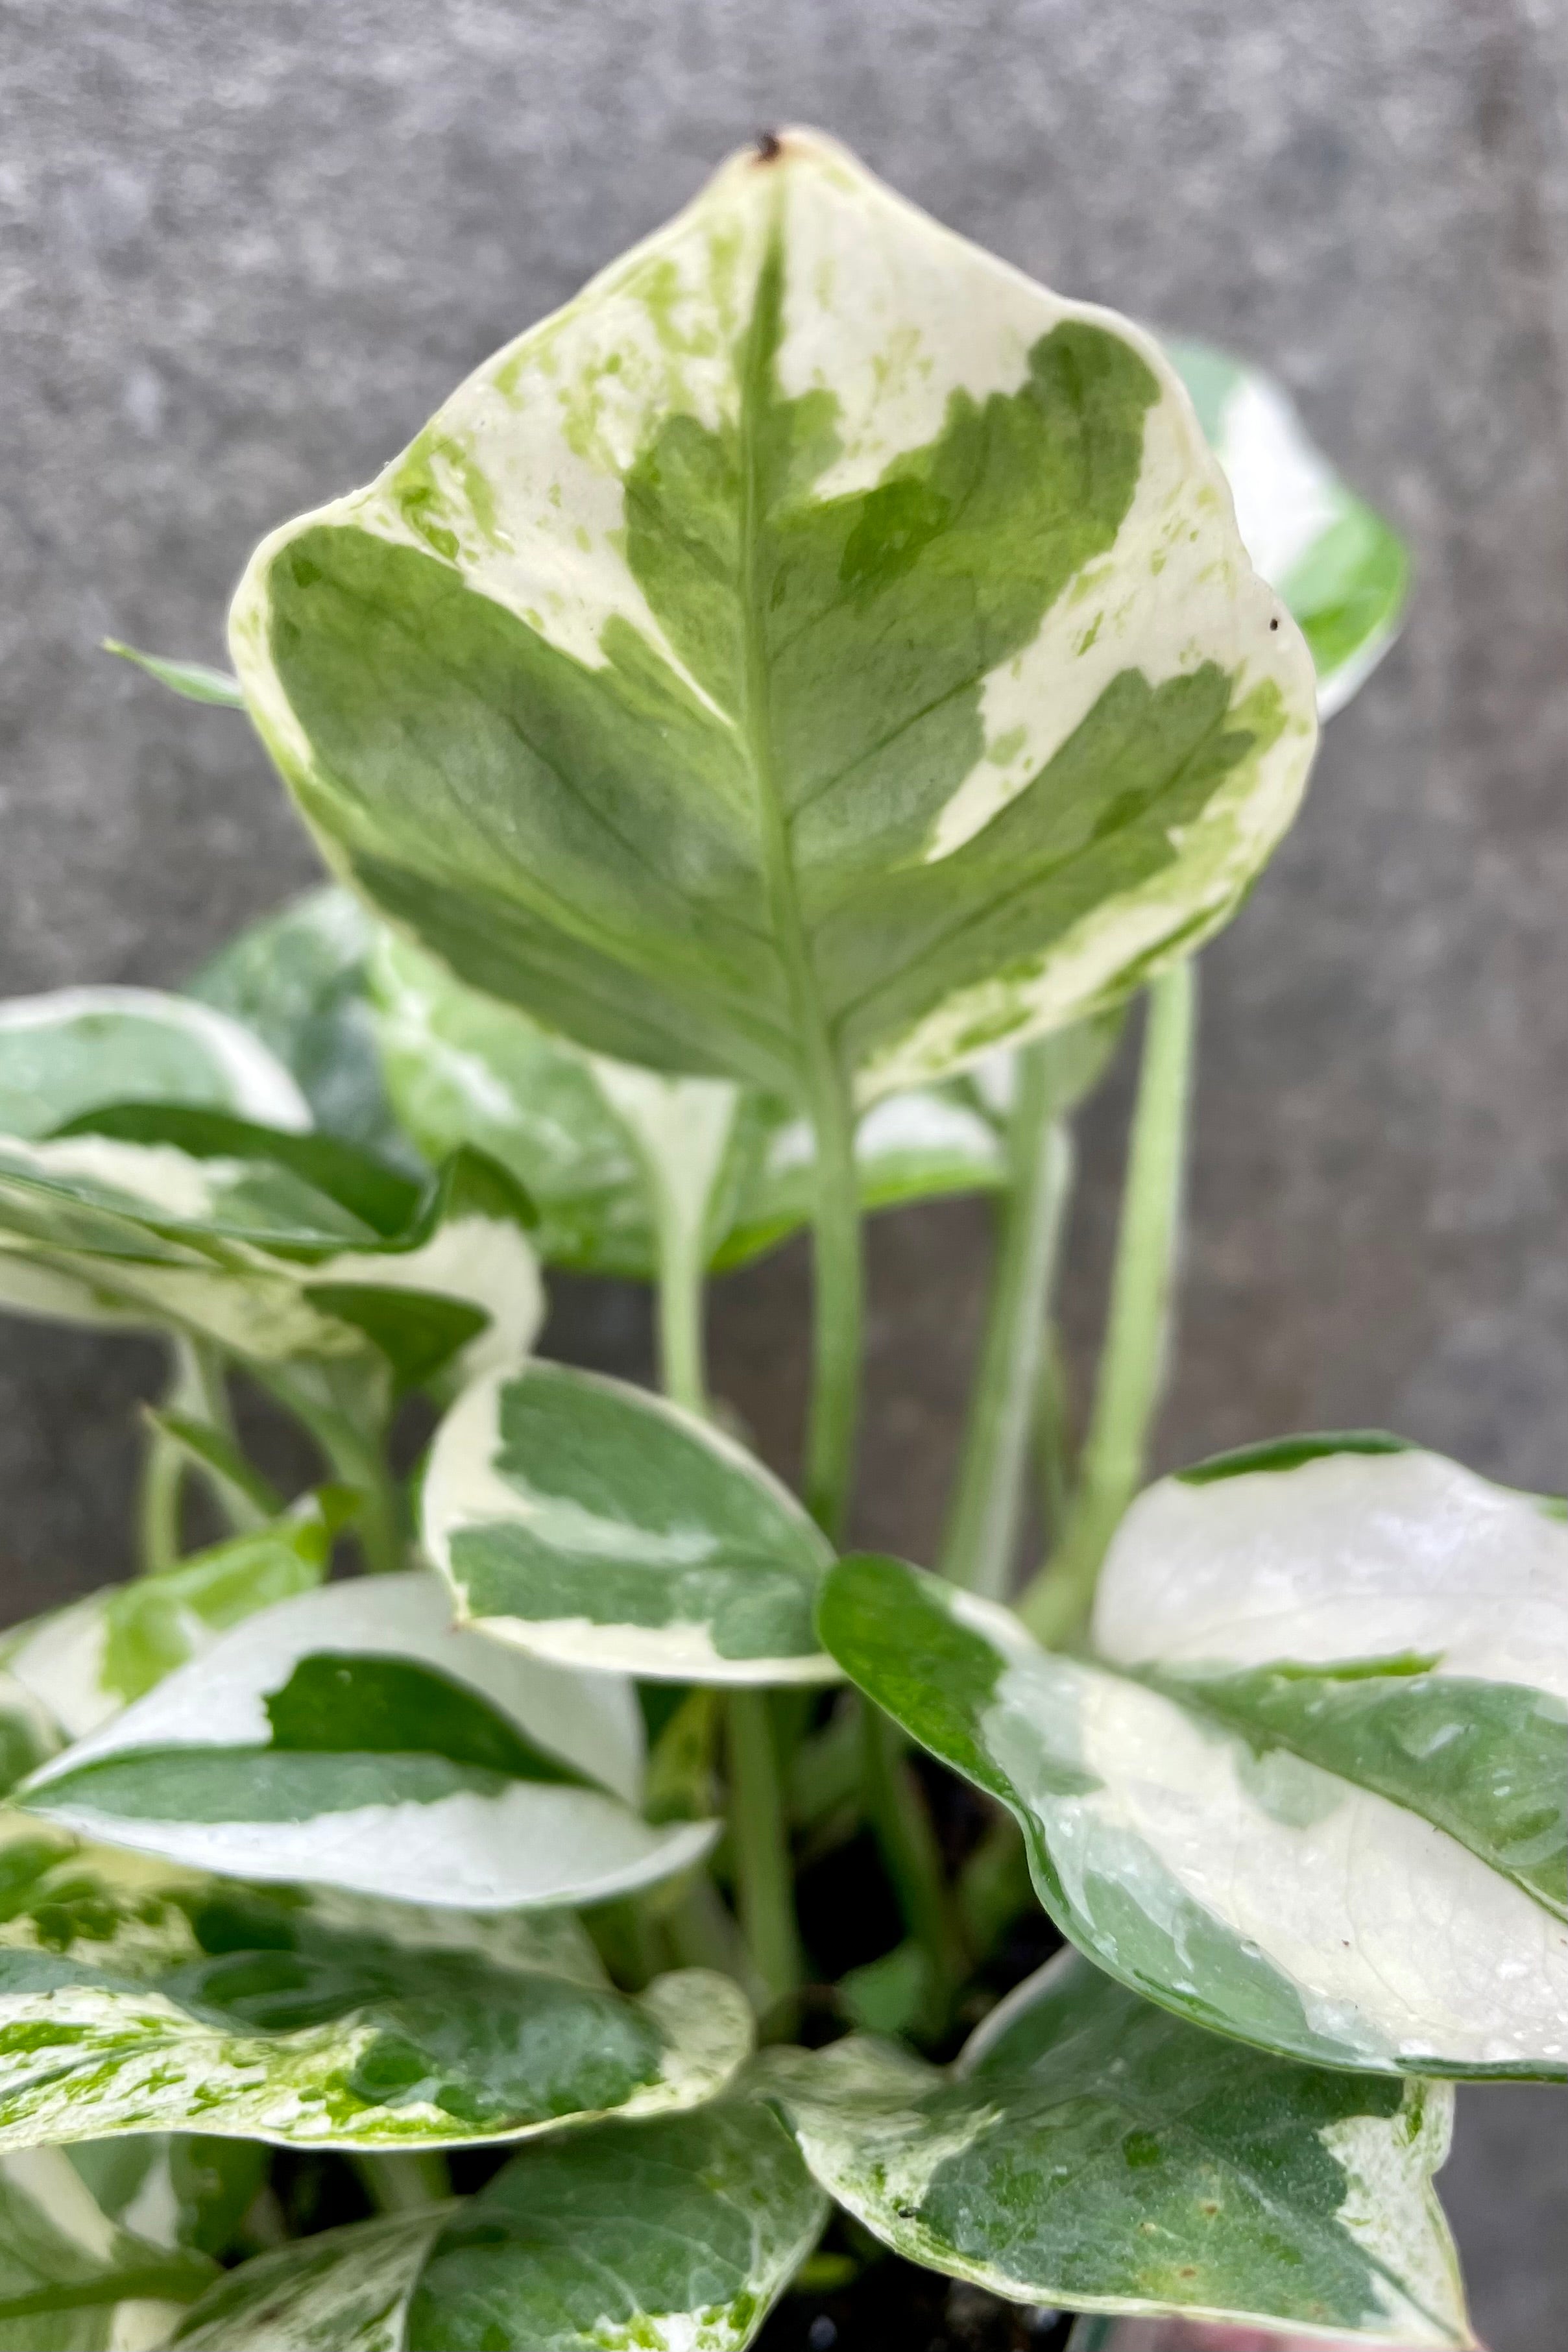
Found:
<box><xmin>0</xmin><ymin>127</ymin><xmax>1549</xmax><ymax>2352</ymax></box>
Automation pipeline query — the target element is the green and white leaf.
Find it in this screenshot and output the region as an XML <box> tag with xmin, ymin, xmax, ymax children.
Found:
<box><xmin>0</xmin><ymin>1674</ymin><xmax>62</xmax><ymax>1801</ymax></box>
<box><xmin>0</xmin><ymin>1823</ymin><xmax>748</xmax><ymax>2152</ymax></box>
<box><xmin>173</xmin><ymin>2098</ymin><xmax>825</xmax><ymax>2350</ymax></box>
<box><xmin>424</xmin><ymin>1361</ymin><xmax>838</xmax><ymax>1682</ymax></box>
<box><xmin>67</xmin><ymin>2134</ymin><xmax>266</xmax><ymax>2265</ymax></box>
<box><xmin>103</xmin><ymin>640</ymin><xmax>247</xmax><ymax>709</ymax></box>
<box><xmin>370</xmin><ymin>926</ymin><xmax>1020</xmax><ymax>1276</ymax></box>
<box><xmin>1170</xmin><ymin>340</ymin><xmax>1408</xmax><ymax>719</ymax></box>
<box><xmin>0</xmin><ymin>2141</ymin><xmax>213</xmax><ymax>2351</ymax></box>
<box><xmin>819</xmin><ymin>1440</ymin><xmax>1568</xmax><ymax>2077</ymax></box>
<box><xmin>764</xmin><ymin>1948</ymin><xmax>1467</xmax><ymax>2344</ymax></box>
<box><xmin>0</xmin><ymin>1111</ymin><xmax>540</xmax><ymax>1383</ymax></box>
<box><xmin>188</xmin><ymin>888</ymin><xmax>418</xmax><ymax>1167</ymax></box>
<box><xmin>230</xmin><ymin>129</ymin><xmax>1316</xmax><ymax>1108</ymax></box>
<box><xmin>176</xmin><ymin>2210</ymin><xmax>440</xmax><ymax>2352</ymax></box>
<box><xmin>0</xmin><ymin>988</ymin><xmax>308</xmax><ymax>1141</ymax></box>
<box><xmin>19</xmin><ymin>1570</ymin><xmax>717</xmax><ymax>1908</ymax></box>
<box><xmin>0</xmin><ymin>1497</ymin><xmax>335</xmax><ymax>1740</ymax></box>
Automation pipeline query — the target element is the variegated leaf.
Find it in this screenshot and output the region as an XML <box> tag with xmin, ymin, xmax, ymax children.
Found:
<box><xmin>1169</xmin><ymin>341</ymin><xmax>1408</xmax><ymax>719</ymax></box>
<box><xmin>0</xmin><ymin>988</ymin><xmax>308</xmax><ymax>1141</ymax></box>
<box><xmin>229</xmin><ymin>129</ymin><xmax>1316</xmax><ymax>1107</ymax></box>
<box><xmin>0</xmin><ymin>1109</ymin><xmax>539</xmax><ymax>1385</ymax></box>
<box><xmin>19</xmin><ymin>1570</ymin><xmax>716</xmax><ymax>1908</ymax></box>
<box><xmin>423</xmin><ymin>1361</ymin><xmax>837</xmax><ymax>1682</ymax></box>
<box><xmin>173</xmin><ymin>2098</ymin><xmax>823</xmax><ymax>2349</ymax></box>
<box><xmin>67</xmin><ymin>2134</ymin><xmax>265</xmax><ymax>2266</ymax></box>
<box><xmin>819</xmin><ymin>1438</ymin><xmax>1568</xmax><ymax>2077</ymax></box>
<box><xmin>187</xmin><ymin>887</ymin><xmax>417</xmax><ymax>1167</ymax></box>
<box><xmin>764</xmin><ymin>1948</ymin><xmax>1468</xmax><ymax>2345</ymax></box>
<box><xmin>0</xmin><ymin>1496</ymin><xmax>336</xmax><ymax>1741</ymax></box>
<box><xmin>0</xmin><ymin>2141</ymin><xmax>213</xmax><ymax>2352</ymax></box>
<box><xmin>0</xmin><ymin>1821</ymin><xmax>747</xmax><ymax>2152</ymax></box>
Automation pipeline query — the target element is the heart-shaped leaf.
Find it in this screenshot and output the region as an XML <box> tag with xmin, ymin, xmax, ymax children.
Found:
<box><xmin>423</xmin><ymin>1361</ymin><xmax>837</xmax><ymax>1682</ymax></box>
<box><xmin>764</xmin><ymin>1948</ymin><xmax>1467</xmax><ymax>2345</ymax></box>
<box><xmin>1168</xmin><ymin>341</ymin><xmax>1408</xmax><ymax>720</ymax></box>
<box><xmin>172</xmin><ymin>2097</ymin><xmax>823</xmax><ymax>2350</ymax></box>
<box><xmin>0</xmin><ymin>1109</ymin><xmax>539</xmax><ymax>1385</ymax></box>
<box><xmin>0</xmin><ymin>987</ymin><xmax>309</xmax><ymax>1141</ymax></box>
<box><xmin>0</xmin><ymin>2141</ymin><xmax>215</xmax><ymax>2348</ymax></box>
<box><xmin>229</xmin><ymin>130</ymin><xmax>1315</xmax><ymax>1110</ymax></box>
<box><xmin>0</xmin><ymin>1821</ymin><xmax>749</xmax><ymax>2152</ymax></box>
<box><xmin>19</xmin><ymin>1571</ymin><xmax>716</xmax><ymax>1908</ymax></box>
<box><xmin>819</xmin><ymin>1438</ymin><xmax>1568</xmax><ymax>2077</ymax></box>
<box><xmin>0</xmin><ymin>1496</ymin><xmax>337</xmax><ymax>1742</ymax></box>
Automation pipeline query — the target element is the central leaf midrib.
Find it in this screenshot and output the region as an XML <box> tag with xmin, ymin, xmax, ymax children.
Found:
<box><xmin>734</xmin><ymin>212</ymin><xmax>845</xmax><ymax>1117</ymax></box>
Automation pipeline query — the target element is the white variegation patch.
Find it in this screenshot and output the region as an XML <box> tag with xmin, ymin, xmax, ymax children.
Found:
<box><xmin>0</xmin><ymin>1835</ymin><xmax>750</xmax><ymax>2152</ymax></box>
<box><xmin>1094</xmin><ymin>1445</ymin><xmax>1568</xmax><ymax>1699</ymax></box>
<box><xmin>174</xmin><ymin>2211</ymin><xmax>442</xmax><ymax>2352</ymax></box>
<box><xmin>20</xmin><ymin>1573</ymin><xmax>720</xmax><ymax>1909</ymax></box>
<box><xmin>1046</xmin><ymin>1661</ymin><xmax>1568</xmax><ymax>2071</ymax></box>
<box><xmin>0</xmin><ymin>986</ymin><xmax>310</xmax><ymax>1139</ymax></box>
<box><xmin>819</xmin><ymin>1545</ymin><xmax>1568</xmax><ymax>2079</ymax></box>
<box><xmin>0</xmin><ymin>1501</ymin><xmax>333</xmax><ymax>1741</ymax></box>
<box><xmin>424</xmin><ymin>1364</ymin><xmax>837</xmax><ymax>1684</ymax></box>
<box><xmin>0</xmin><ymin>2142</ymin><xmax>211</xmax><ymax>2347</ymax></box>
<box><xmin>309</xmin><ymin>1210</ymin><xmax>543</xmax><ymax>1377</ymax></box>
<box><xmin>1179</xmin><ymin>343</ymin><xmax>1407</xmax><ymax>721</ymax></box>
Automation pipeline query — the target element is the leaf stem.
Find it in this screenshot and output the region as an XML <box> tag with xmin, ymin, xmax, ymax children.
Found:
<box><xmin>655</xmin><ymin>1195</ymin><xmax>710</xmax><ymax>1419</ymax></box>
<box><xmin>937</xmin><ymin>1042</ymin><xmax>1074</xmax><ymax>1598</ymax></box>
<box><xmin>726</xmin><ymin>1690</ymin><xmax>803</xmax><ymax>2015</ymax></box>
<box><xmin>136</xmin><ymin>1420</ymin><xmax>184</xmax><ymax>1576</ymax></box>
<box><xmin>349</xmin><ymin>2150</ymin><xmax>450</xmax><ymax>2214</ymax></box>
<box><xmin>801</xmin><ymin>1067</ymin><xmax>864</xmax><ymax>1540</ymax></box>
<box><xmin>254</xmin><ymin>1366</ymin><xmax>404</xmax><ymax>1575</ymax></box>
<box><xmin>1018</xmin><ymin>962</ymin><xmax>1198</xmax><ymax>1646</ymax></box>
<box><xmin>860</xmin><ymin>1704</ymin><xmax>966</xmax><ymax>2028</ymax></box>
<box><xmin>136</xmin><ymin>1336</ymin><xmax>249</xmax><ymax>1573</ymax></box>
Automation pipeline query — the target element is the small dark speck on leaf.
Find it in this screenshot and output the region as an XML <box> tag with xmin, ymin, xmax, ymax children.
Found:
<box><xmin>1270</xmin><ymin>618</ymin><xmax>1279</xmax><ymax>629</ymax></box>
<box><xmin>755</xmin><ymin>130</ymin><xmax>783</xmax><ymax>163</ymax></box>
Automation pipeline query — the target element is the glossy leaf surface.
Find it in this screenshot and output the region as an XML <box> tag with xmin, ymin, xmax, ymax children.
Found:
<box><xmin>1170</xmin><ymin>341</ymin><xmax>1408</xmax><ymax>719</ymax></box>
<box><xmin>0</xmin><ymin>988</ymin><xmax>308</xmax><ymax>1141</ymax></box>
<box><xmin>0</xmin><ymin>1109</ymin><xmax>539</xmax><ymax>1383</ymax></box>
<box><xmin>0</xmin><ymin>1498</ymin><xmax>335</xmax><ymax>1741</ymax></box>
<box><xmin>173</xmin><ymin>2098</ymin><xmax>823</xmax><ymax>2349</ymax></box>
<box><xmin>0</xmin><ymin>1822</ymin><xmax>747</xmax><ymax>2152</ymax></box>
<box><xmin>230</xmin><ymin>130</ymin><xmax>1315</xmax><ymax>1104</ymax></box>
<box><xmin>819</xmin><ymin>1442</ymin><xmax>1568</xmax><ymax>2077</ymax></box>
<box><xmin>20</xmin><ymin>1571</ymin><xmax>717</xmax><ymax>1908</ymax></box>
<box><xmin>424</xmin><ymin>1361</ymin><xmax>837</xmax><ymax>1681</ymax></box>
<box><xmin>766</xmin><ymin>1949</ymin><xmax>1467</xmax><ymax>2343</ymax></box>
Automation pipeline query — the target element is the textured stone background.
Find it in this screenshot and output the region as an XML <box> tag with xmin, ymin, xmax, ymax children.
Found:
<box><xmin>3</xmin><ymin>3</ymin><xmax>1567</xmax><ymax>2338</ymax></box>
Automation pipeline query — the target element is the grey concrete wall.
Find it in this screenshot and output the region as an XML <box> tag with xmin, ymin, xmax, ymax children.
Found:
<box><xmin>3</xmin><ymin>4</ymin><xmax>1566</xmax><ymax>2339</ymax></box>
